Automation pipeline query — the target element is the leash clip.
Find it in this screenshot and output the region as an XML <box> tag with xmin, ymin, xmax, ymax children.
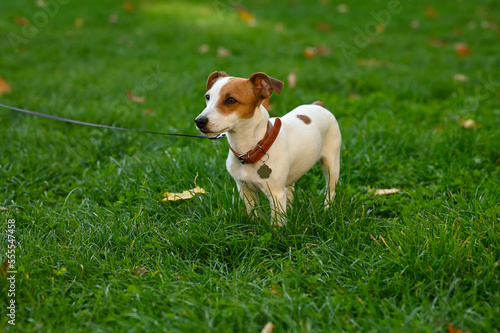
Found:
<box><xmin>208</xmin><ymin>133</ymin><xmax>227</xmax><ymax>140</ymax></box>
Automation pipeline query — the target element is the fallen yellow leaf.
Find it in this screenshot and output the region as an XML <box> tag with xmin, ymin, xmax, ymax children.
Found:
<box><xmin>133</xmin><ymin>265</ymin><xmax>148</xmax><ymax>276</ymax></box>
<box><xmin>316</xmin><ymin>22</ymin><xmax>331</xmax><ymax>32</ymax></box>
<box><xmin>453</xmin><ymin>73</ymin><xmax>468</xmax><ymax>82</ymax></box>
<box><xmin>448</xmin><ymin>322</ymin><xmax>471</xmax><ymax>333</ymax></box>
<box><xmin>261</xmin><ymin>322</ymin><xmax>275</xmax><ymax>333</ymax></box>
<box><xmin>123</xmin><ymin>1</ymin><xmax>135</xmax><ymax>13</ymax></box>
<box><xmin>287</xmin><ymin>72</ymin><xmax>297</xmax><ymax>89</ymax></box>
<box><xmin>109</xmin><ymin>14</ymin><xmax>118</xmax><ymax>23</ymax></box>
<box><xmin>337</xmin><ymin>4</ymin><xmax>349</xmax><ymax>13</ymax></box>
<box><xmin>126</xmin><ymin>91</ymin><xmax>145</xmax><ymax>103</ymax></box>
<box><xmin>357</xmin><ymin>58</ymin><xmax>391</xmax><ymax>67</ymax></box>
<box><xmin>304</xmin><ymin>47</ymin><xmax>316</xmax><ymax>58</ymax></box>
<box><xmin>428</xmin><ymin>37</ymin><xmax>447</xmax><ymax>47</ymax></box>
<box><xmin>235</xmin><ymin>5</ymin><xmax>256</xmax><ymax>26</ymax></box>
<box><xmin>0</xmin><ymin>258</ymin><xmax>10</xmax><ymax>278</ymax></box>
<box><xmin>425</xmin><ymin>6</ymin><xmax>437</xmax><ymax>19</ymax></box>
<box><xmin>199</xmin><ymin>44</ymin><xmax>210</xmax><ymax>54</ymax></box>
<box><xmin>74</xmin><ymin>17</ymin><xmax>84</xmax><ymax>27</ymax></box>
<box><xmin>14</xmin><ymin>17</ymin><xmax>29</xmax><ymax>26</ymax></box>
<box><xmin>459</xmin><ymin>118</ymin><xmax>481</xmax><ymax>129</ymax></box>
<box><xmin>162</xmin><ymin>173</ymin><xmax>206</xmax><ymax>201</ymax></box>
<box><xmin>455</xmin><ymin>42</ymin><xmax>471</xmax><ymax>56</ymax></box>
<box><xmin>217</xmin><ymin>47</ymin><xmax>231</xmax><ymax>57</ymax></box>
<box><xmin>372</xmin><ymin>188</ymin><xmax>401</xmax><ymax>196</ymax></box>
<box><xmin>0</xmin><ymin>77</ymin><xmax>12</xmax><ymax>95</ymax></box>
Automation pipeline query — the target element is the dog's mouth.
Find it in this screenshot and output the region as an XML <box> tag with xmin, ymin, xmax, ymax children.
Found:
<box><xmin>197</xmin><ymin>127</ymin><xmax>229</xmax><ymax>137</ymax></box>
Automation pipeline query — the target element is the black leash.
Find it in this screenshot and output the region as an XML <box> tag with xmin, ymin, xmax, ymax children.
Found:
<box><xmin>0</xmin><ymin>103</ymin><xmax>225</xmax><ymax>140</ymax></box>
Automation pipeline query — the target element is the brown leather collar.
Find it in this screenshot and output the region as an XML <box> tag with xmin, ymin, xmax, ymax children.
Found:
<box><xmin>229</xmin><ymin>118</ymin><xmax>282</xmax><ymax>164</ymax></box>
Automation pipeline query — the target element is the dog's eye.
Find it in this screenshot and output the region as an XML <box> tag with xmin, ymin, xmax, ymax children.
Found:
<box><xmin>205</xmin><ymin>94</ymin><xmax>210</xmax><ymax>101</ymax></box>
<box><xmin>225</xmin><ymin>97</ymin><xmax>237</xmax><ymax>105</ymax></box>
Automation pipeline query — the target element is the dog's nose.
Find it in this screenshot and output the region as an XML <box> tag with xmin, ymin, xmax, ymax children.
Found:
<box><xmin>195</xmin><ymin>116</ymin><xmax>209</xmax><ymax>129</ymax></box>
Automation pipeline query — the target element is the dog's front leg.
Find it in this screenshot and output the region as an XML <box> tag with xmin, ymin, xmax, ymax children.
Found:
<box><xmin>237</xmin><ymin>183</ymin><xmax>259</xmax><ymax>220</ymax></box>
<box><xmin>266</xmin><ymin>188</ymin><xmax>288</xmax><ymax>227</ymax></box>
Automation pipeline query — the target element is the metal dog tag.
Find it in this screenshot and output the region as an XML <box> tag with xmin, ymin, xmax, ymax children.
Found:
<box><xmin>257</xmin><ymin>164</ymin><xmax>272</xmax><ymax>179</ymax></box>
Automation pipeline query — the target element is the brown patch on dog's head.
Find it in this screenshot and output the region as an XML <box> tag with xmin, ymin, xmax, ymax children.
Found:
<box><xmin>206</xmin><ymin>71</ymin><xmax>229</xmax><ymax>91</ymax></box>
<box><xmin>297</xmin><ymin>114</ymin><xmax>311</xmax><ymax>124</ymax></box>
<box><xmin>216</xmin><ymin>78</ymin><xmax>261</xmax><ymax>119</ymax></box>
<box><xmin>205</xmin><ymin>72</ymin><xmax>284</xmax><ymax>120</ymax></box>
<box><xmin>312</xmin><ymin>101</ymin><xmax>324</xmax><ymax>107</ymax></box>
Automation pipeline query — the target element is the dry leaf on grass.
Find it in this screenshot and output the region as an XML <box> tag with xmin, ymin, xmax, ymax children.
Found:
<box><xmin>235</xmin><ymin>5</ymin><xmax>256</xmax><ymax>26</ymax></box>
<box><xmin>0</xmin><ymin>258</ymin><xmax>11</xmax><ymax>277</ymax></box>
<box><xmin>459</xmin><ymin>118</ymin><xmax>481</xmax><ymax>129</ymax></box>
<box><xmin>304</xmin><ymin>47</ymin><xmax>317</xmax><ymax>58</ymax></box>
<box><xmin>287</xmin><ymin>73</ymin><xmax>297</xmax><ymax>89</ymax></box>
<box><xmin>348</xmin><ymin>93</ymin><xmax>360</xmax><ymax>100</ymax></box>
<box><xmin>453</xmin><ymin>73</ymin><xmax>468</xmax><ymax>82</ymax></box>
<box><xmin>261</xmin><ymin>322</ymin><xmax>275</xmax><ymax>333</ymax></box>
<box><xmin>425</xmin><ymin>6</ymin><xmax>437</xmax><ymax>18</ymax></box>
<box><xmin>357</xmin><ymin>58</ymin><xmax>392</xmax><ymax>67</ymax></box>
<box><xmin>133</xmin><ymin>265</ymin><xmax>148</xmax><ymax>276</ymax></box>
<box><xmin>428</xmin><ymin>37</ymin><xmax>448</xmax><ymax>47</ymax></box>
<box><xmin>316</xmin><ymin>22</ymin><xmax>331</xmax><ymax>32</ymax></box>
<box><xmin>74</xmin><ymin>17</ymin><xmax>84</xmax><ymax>27</ymax></box>
<box><xmin>337</xmin><ymin>4</ymin><xmax>349</xmax><ymax>13</ymax></box>
<box><xmin>372</xmin><ymin>188</ymin><xmax>401</xmax><ymax>196</ymax></box>
<box><xmin>123</xmin><ymin>1</ymin><xmax>135</xmax><ymax>13</ymax></box>
<box><xmin>162</xmin><ymin>173</ymin><xmax>206</xmax><ymax>201</ymax></box>
<box><xmin>15</xmin><ymin>17</ymin><xmax>30</xmax><ymax>26</ymax></box>
<box><xmin>199</xmin><ymin>44</ymin><xmax>210</xmax><ymax>54</ymax></box>
<box><xmin>109</xmin><ymin>14</ymin><xmax>119</xmax><ymax>23</ymax></box>
<box><xmin>126</xmin><ymin>91</ymin><xmax>145</xmax><ymax>103</ymax></box>
<box><xmin>455</xmin><ymin>42</ymin><xmax>471</xmax><ymax>56</ymax></box>
<box><xmin>0</xmin><ymin>77</ymin><xmax>12</xmax><ymax>95</ymax></box>
<box><xmin>448</xmin><ymin>322</ymin><xmax>471</xmax><ymax>333</ymax></box>
<box><xmin>217</xmin><ymin>47</ymin><xmax>231</xmax><ymax>57</ymax></box>
<box><xmin>303</xmin><ymin>46</ymin><xmax>330</xmax><ymax>58</ymax></box>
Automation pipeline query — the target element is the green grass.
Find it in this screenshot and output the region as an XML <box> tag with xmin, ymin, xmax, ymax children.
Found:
<box><xmin>1</xmin><ymin>0</ymin><xmax>499</xmax><ymax>332</ymax></box>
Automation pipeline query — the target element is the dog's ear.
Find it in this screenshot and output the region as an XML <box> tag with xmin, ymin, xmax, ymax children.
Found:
<box><xmin>206</xmin><ymin>71</ymin><xmax>229</xmax><ymax>91</ymax></box>
<box><xmin>249</xmin><ymin>72</ymin><xmax>284</xmax><ymax>99</ymax></box>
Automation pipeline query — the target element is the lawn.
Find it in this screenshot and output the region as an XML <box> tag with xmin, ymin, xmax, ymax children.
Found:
<box><xmin>0</xmin><ymin>0</ymin><xmax>499</xmax><ymax>332</ymax></box>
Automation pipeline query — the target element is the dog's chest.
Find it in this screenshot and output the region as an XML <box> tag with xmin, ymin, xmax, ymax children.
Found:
<box><xmin>226</xmin><ymin>159</ymin><xmax>268</xmax><ymax>191</ymax></box>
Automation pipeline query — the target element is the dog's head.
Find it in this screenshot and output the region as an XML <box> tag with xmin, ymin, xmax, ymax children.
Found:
<box><xmin>194</xmin><ymin>71</ymin><xmax>283</xmax><ymax>136</ymax></box>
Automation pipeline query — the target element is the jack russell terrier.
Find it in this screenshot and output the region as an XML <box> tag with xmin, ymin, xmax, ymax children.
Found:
<box><xmin>195</xmin><ymin>71</ymin><xmax>341</xmax><ymax>226</ymax></box>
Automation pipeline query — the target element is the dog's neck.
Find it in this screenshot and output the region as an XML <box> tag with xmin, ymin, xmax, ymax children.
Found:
<box><xmin>226</xmin><ymin>104</ymin><xmax>270</xmax><ymax>154</ymax></box>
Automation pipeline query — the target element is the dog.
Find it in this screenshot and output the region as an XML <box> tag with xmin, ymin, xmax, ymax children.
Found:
<box><xmin>195</xmin><ymin>71</ymin><xmax>341</xmax><ymax>226</ymax></box>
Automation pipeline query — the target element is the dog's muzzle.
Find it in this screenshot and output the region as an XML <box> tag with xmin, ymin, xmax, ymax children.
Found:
<box><xmin>194</xmin><ymin>116</ymin><xmax>209</xmax><ymax>130</ymax></box>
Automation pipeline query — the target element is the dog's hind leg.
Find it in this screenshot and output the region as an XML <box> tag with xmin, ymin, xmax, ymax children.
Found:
<box><xmin>320</xmin><ymin>123</ymin><xmax>341</xmax><ymax>208</ymax></box>
<box><xmin>286</xmin><ymin>184</ymin><xmax>295</xmax><ymax>210</ymax></box>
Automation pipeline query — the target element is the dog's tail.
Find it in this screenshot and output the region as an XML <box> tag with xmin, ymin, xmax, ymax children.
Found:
<box><xmin>312</xmin><ymin>101</ymin><xmax>325</xmax><ymax>108</ymax></box>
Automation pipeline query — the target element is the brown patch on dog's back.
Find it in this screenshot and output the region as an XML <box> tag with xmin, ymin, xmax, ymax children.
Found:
<box><xmin>217</xmin><ymin>78</ymin><xmax>260</xmax><ymax>119</ymax></box>
<box><xmin>297</xmin><ymin>115</ymin><xmax>311</xmax><ymax>124</ymax></box>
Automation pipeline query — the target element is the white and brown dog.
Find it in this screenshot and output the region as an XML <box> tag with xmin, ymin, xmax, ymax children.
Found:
<box><xmin>195</xmin><ymin>71</ymin><xmax>341</xmax><ymax>226</ymax></box>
